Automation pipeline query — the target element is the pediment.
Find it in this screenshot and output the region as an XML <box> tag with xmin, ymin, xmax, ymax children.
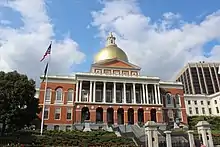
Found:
<box><xmin>92</xmin><ymin>58</ymin><xmax>141</xmax><ymax>70</ymax></box>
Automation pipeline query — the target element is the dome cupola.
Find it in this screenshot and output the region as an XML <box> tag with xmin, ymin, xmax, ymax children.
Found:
<box><xmin>94</xmin><ymin>32</ymin><xmax>129</xmax><ymax>63</ymax></box>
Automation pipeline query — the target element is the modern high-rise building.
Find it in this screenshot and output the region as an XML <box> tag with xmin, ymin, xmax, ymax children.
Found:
<box><xmin>176</xmin><ymin>62</ymin><xmax>220</xmax><ymax>95</ymax></box>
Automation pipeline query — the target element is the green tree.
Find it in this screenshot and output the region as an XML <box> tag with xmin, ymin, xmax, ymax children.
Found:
<box><xmin>0</xmin><ymin>71</ymin><xmax>41</xmax><ymax>136</ymax></box>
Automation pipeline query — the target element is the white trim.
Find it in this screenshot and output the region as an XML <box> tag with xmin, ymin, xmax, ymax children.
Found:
<box><xmin>67</xmin><ymin>89</ymin><xmax>74</xmax><ymax>104</ymax></box>
<box><xmin>66</xmin><ymin>107</ymin><xmax>73</xmax><ymax>120</ymax></box>
<box><xmin>45</xmin><ymin>88</ymin><xmax>52</xmax><ymax>103</ymax></box>
<box><xmin>44</xmin><ymin>107</ymin><xmax>50</xmax><ymax>120</ymax></box>
<box><xmin>55</xmin><ymin>88</ymin><xmax>63</xmax><ymax>104</ymax></box>
<box><xmin>54</xmin><ymin>108</ymin><xmax>61</xmax><ymax>120</ymax></box>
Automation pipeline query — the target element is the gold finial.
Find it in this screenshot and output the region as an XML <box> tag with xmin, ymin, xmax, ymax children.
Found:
<box><xmin>106</xmin><ymin>32</ymin><xmax>116</xmax><ymax>46</ymax></box>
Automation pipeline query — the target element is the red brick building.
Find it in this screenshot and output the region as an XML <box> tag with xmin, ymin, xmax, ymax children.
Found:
<box><xmin>39</xmin><ymin>33</ymin><xmax>187</xmax><ymax>131</ymax></box>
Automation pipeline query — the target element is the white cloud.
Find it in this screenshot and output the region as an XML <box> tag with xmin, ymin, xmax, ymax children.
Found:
<box><xmin>0</xmin><ymin>0</ymin><xmax>85</xmax><ymax>84</ymax></box>
<box><xmin>91</xmin><ymin>0</ymin><xmax>220</xmax><ymax>80</ymax></box>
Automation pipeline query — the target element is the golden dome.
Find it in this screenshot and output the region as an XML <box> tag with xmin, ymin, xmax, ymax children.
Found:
<box><xmin>94</xmin><ymin>32</ymin><xmax>129</xmax><ymax>63</ymax></box>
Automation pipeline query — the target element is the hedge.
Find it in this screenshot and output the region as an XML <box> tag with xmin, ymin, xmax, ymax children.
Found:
<box><xmin>0</xmin><ymin>130</ymin><xmax>136</xmax><ymax>146</ymax></box>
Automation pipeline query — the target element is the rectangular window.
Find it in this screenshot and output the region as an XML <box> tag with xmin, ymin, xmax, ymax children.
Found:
<box><xmin>195</xmin><ymin>107</ymin><xmax>199</xmax><ymax>114</ymax></box>
<box><xmin>82</xmin><ymin>90</ymin><xmax>89</xmax><ymax>102</ymax></box>
<box><xmin>202</xmin><ymin>108</ymin><xmax>205</xmax><ymax>114</ymax></box>
<box><xmin>54</xmin><ymin>108</ymin><xmax>61</xmax><ymax>120</ymax></box>
<box><xmin>95</xmin><ymin>90</ymin><xmax>102</xmax><ymax>102</ymax></box>
<box><xmin>194</xmin><ymin>101</ymin><xmax>197</xmax><ymax>105</ymax></box>
<box><xmin>116</xmin><ymin>90</ymin><xmax>122</xmax><ymax>103</ymax></box>
<box><xmin>66</xmin><ymin>108</ymin><xmax>72</xmax><ymax>120</ymax></box>
<box><xmin>188</xmin><ymin>100</ymin><xmax>191</xmax><ymax>105</ymax></box>
<box><xmin>216</xmin><ymin>107</ymin><xmax>219</xmax><ymax>113</ymax></box>
<box><xmin>135</xmin><ymin>91</ymin><xmax>141</xmax><ymax>103</ymax></box>
<box><xmin>106</xmin><ymin>90</ymin><xmax>112</xmax><ymax>102</ymax></box>
<box><xmin>215</xmin><ymin>100</ymin><xmax>217</xmax><ymax>104</ymax></box>
<box><xmin>201</xmin><ymin>101</ymin><xmax>204</xmax><ymax>105</ymax></box>
<box><xmin>45</xmin><ymin>88</ymin><xmax>51</xmax><ymax>101</ymax></box>
<box><xmin>209</xmin><ymin>108</ymin><xmax>212</xmax><ymax>114</ymax></box>
<box><xmin>189</xmin><ymin>107</ymin><xmax>192</xmax><ymax>114</ymax></box>
<box><xmin>208</xmin><ymin>101</ymin><xmax>210</xmax><ymax>105</ymax></box>
<box><xmin>67</xmin><ymin>90</ymin><xmax>73</xmax><ymax>102</ymax></box>
<box><xmin>44</xmin><ymin>107</ymin><xmax>49</xmax><ymax>119</ymax></box>
<box><xmin>126</xmin><ymin>90</ymin><xmax>131</xmax><ymax>103</ymax></box>
<box><xmin>177</xmin><ymin>110</ymin><xmax>182</xmax><ymax>118</ymax></box>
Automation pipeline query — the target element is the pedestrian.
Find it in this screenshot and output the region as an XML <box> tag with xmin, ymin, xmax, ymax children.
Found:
<box><xmin>200</xmin><ymin>142</ymin><xmax>206</xmax><ymax>147</ymax></box>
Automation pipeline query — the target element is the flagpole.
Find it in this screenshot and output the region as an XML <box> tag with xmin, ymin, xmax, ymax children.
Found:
<box><xmin>40</xmin><ymin>43</ymin><xmax>52</xmax><ymax>135</ymax></box>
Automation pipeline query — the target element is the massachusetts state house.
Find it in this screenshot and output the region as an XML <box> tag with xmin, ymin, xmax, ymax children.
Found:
<box><xmin>39</xmin><ymin>33</ymin><xmax>187</xmax><ymax>131</ymax></box>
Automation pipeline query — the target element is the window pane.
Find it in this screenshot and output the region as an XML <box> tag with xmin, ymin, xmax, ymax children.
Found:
<box><xmin>166</xmin><ymin>93</ymin><xmax>172</xmax><ymax>104</ymax></box>
<box><xmin>175</xmin><ymin>94</ymin><xmax>180</xmax><ymax>104</ymax></box>
<box><xmin>56</xmin><ymin>88</ymin><xmax>62</xmax><ymax>101</ymax></box>
<box><xmin>45</xmin><ymin>88</ymin><xmax>51</xmax><ymax>101</ymax></box>
<box><xmin>44</xmin><ymin>108</ymin><xmax>49</xmax><ymax>119</ymax></box>
<box><xmin>55</xmin><ymin>108</ymin><xmax>61</xmax><ymax>120</ymax></box>
<box><xmin>66</xmin><ymin>108</ymin><xmax>72</xmax><ymax>120</ymax></box>
<box><xmin>67</xmin><ymin>89</ymin><xmax>73</xmax><ymax>101</ymax></box>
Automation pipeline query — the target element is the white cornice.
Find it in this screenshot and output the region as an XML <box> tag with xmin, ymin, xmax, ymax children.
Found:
<box><xmin>75</xmin><ymin>72</ymin><xmax>160</xmax><ymax>80</ymax></box>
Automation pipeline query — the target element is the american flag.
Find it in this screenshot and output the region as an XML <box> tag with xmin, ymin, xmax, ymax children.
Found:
<box><xmin>40</xmin><ymin>43</ymin><xmax>52</xmax><ymax>62</ymax></box>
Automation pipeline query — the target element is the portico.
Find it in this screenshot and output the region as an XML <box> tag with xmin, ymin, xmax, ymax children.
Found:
<box><xmin>75</xmin><ymin>74</ymin><xmax>162</xmax><ymax>105</ymax></box>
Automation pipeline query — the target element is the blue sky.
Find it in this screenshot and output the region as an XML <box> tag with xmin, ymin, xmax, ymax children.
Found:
<box><xmin>47</xmin><ymin>0</ymin><xmax>220</xmax><ymax>72</ymax></box>
<box><xmin>0</xmin><ymin>0</ymin><xmax>220</xmax><ymax>83</ymax></box>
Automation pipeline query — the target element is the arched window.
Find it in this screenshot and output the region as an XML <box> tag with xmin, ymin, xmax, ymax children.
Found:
<box><xmin>166</xmin><ymin>93</ymin><xmax>172</xmax><ymax>104</ymax></box>
<box><xmin>175</xmin><ymin>94</ymin><xmax>180</xmax><ymax>105</ymax></box>
<box><xmin>67</xmin><ymin>89</ymin><xmax>73</xmax><ymax>102</ymax></box>
<box><xmin>45</xmin><ymin>88</ymin><xmax>51</xmax><ymax>101</ymax></box>
<box><xmin>56</xmin><ymin>88</ymin><xmax>63</xmax><ymax>101</ymax></box>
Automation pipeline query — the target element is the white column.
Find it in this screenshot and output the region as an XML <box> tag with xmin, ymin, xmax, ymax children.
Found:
<box><xmin>157</xmin><ymin>85</ymin><xmax>161</xmax><ymax>104</ymax></box>
<box><xmin>187</xmin><ymin>130</ymin><xmax>195</xmax><ymax>147</ymax></box>
<box><xmin>133</xmin><ymin>83</ymin><xmax>136</xmax><ymax>104</ymax></box>
<box><xmin>75</xmin><ymin>81</ymin><xmax>79</xmax><ymax>102</ymax></box>
<box><xmin>142</xmin><ymin>84</ymin><xmax>146</xmax><ymax>104</ymax></box>
<box><xmin>103</xmin><ymin>82</ymin><xmax>106</xmax><ymax>103</ymax></box>
<box><xmin>164</xmin><ymin>131</ymin><xmax>172</xmax><ymax>147</ymax></box>
<box><xmin>207</xmin><ymin>129</ymin><xmax>214</xmax><ymax>147</ymax></box>
<box><xmin>201</xmin><ymin>129</ymin><xmax>208</xmax><ymax>146</ymax></box>
<box><xmin>89</xmin><ymin>81</ymin><xmax>92</xmax><ymax>102</ymax></box>
<box><xmin>154</xmin><ymin>84</ymin><xmax>158</xmax><ymax>104</ymax></box>
<box><xmin>79</xmin><ymin>81</ymin><xmax>82</xmax><ymax>102</ymax></box>
<box><xmin>113</xmin><ymin>82</ymin><xmax>116</xmax><ymax>103</ymax></box>
<box><xmin>145</xmin><ymin>84</ymin><xmax>149</xmax><ymax>104</ymax></box>
<box><xmin>123</xmin><ymin>83</ymin><xmax>126</xmax><ymax>104</ymax></box>
<box><xmin>93</xmin><ymin>81</ymin><xmax>96</xmax><ymax>102</ymax></box>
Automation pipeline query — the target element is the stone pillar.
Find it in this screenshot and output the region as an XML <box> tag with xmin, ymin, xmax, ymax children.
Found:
<box><xmin>134</xmin><ymin>111</ymin><xmax>137</xmax><ymax>124</ymax></box>
<box><xmin>157</xmin><ymin>85</ymin><xmax>161</xmax><ymax>104</ymax></box>
<box><xmin>113</xmin><ymin>82</ymin><xmax>116</xmax><ymax>103</ymax></box>
<box><xmin>103</xmin><ymin>110</ymin><xmax>107</xmax><ymax>124</ymax></box>
<box><xmin>187</xmin><ymin>130</ymin><xmax>195</xmax><ymax>147</ymax></box>
<box><xmin>103</xmin><ymin>82</ymin><xmax>106</xmax><ymax>103</ymax></box>
<box><xmin>196</xmin><ymin>121</ymin><xmax>214</xmax><ymax>147</ymax></box>
<box><xmin>75</xmin><ymin>81</ymin><xmax>79</xmax><ymax>102</ymax></box>
<box><xmin>79</xmin><ymin>81</ymin><xmax>82</xmax><ymax>102</ymax></box>
<box><xmin>123</xmin><ymin>83</ymin><xmax>126</xmax><ymax>104</ymax></box>
<box><xmin>145</xmin><ymin>121</ymin><xmax>159</xmax><ymax>147</ymax></box>
<box><xmin>145</xmin><ymin>84</ymin><xmax>149</xmax><ymax>104</ymax></box>
<box><xmin>164</xmin><ymin>131</ymin><xmax>172</xmax><ymax>147</ymax></box>
<box><xmin>89</xmin><ymin>81</ymin><xmax>92</xmax><ymax>102</ymax></box>
<box><xmin>207</xmin><ymin>129</ymin><xmax>214</xmax><ymax>147</ymax></box>
<box><xmin>114</xmin><ymin>110</ymin><xmax>117</xmax><ymax>125</ymax></box>
<box><xmin>154</xmin><ymin>85</ymin><xmax>158</xmax><ymax>104</ymax></box>
<box><xmin>93</xmin><ymin>81</ymin><xmax>96</xmax><ymax>102</ymax></box>
<box><xmin>142</xmin><ymin>84</ymin><xmax>146</xmax><ymax>104</ymax></box>
<box><xmin>133</xmin><ymin>83</ymin><xmax>136</xmax><ymax>104</ymax></box>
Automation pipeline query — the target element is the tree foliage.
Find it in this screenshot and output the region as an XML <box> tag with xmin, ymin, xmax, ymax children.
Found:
<box><xmin>0</xmin><ymin>71</ymin><xmax>41</xmax><ymax>135</ymax></box>
<box><xmin>188</xmin><ymin>116</ymin><xmax>220</xmax><ymax>130</ymax></box>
